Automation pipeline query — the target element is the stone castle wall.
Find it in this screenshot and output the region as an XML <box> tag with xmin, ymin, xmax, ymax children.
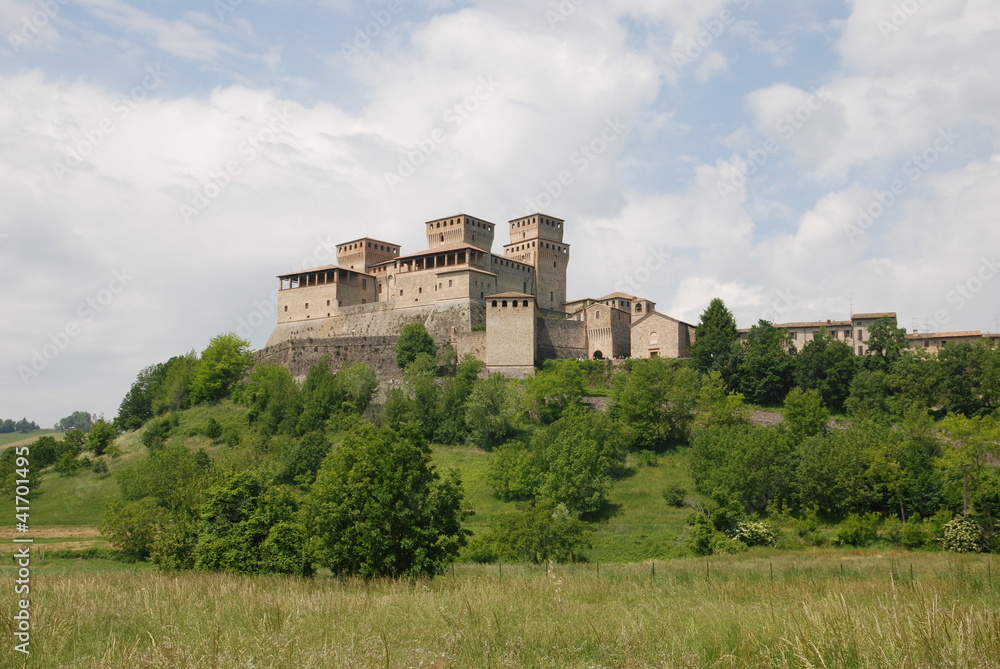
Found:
<box><xmin>266</xmin><ymin>298</ymin><xmax>485</xmax><ymax>348</ymax></box>
<box><xmin>537</xmin><ymin>318</ymin><xmax>587</xmax><ymax>361</ymax></box>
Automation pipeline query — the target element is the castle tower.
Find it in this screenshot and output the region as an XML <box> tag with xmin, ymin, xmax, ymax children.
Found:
<box><xmin>504</xmin><ymin>213</ymin><xmax>569</xmax><ymax>313</ymax></box>
<box><xmin>425</xmin><ymin>214</ymin><xmax>495</xmax><ymax>252</ymax></box>
<box><xmin>485</xmin><ymin>292</ymin><xmax>537</xmax><ymax>375</ymax></box>
<box><xmin>336</xmin><ymin>238</ymin><xmax>401</xmax><ymax>273</ymax></box>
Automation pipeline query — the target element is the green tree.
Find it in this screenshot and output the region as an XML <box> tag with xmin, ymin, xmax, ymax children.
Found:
<box><xmin>190</xmin><ymin>334</ymin><xmax>252</xmax><ymax>404</ymax></box>
<box><xmin>433</xmin><ymin>355</ymin><xmax>483</xmax><ymax>444</ymax></box>
<box><xmin>56</xmin><ymin>411</ymin><xmax>94</xmax><ymax>432</ymax></box>
<box><xmin>487</xmin><ymin>441</ymin><xmax>542</xmax><ymax>501</ymax></box>
<box><xmin>297</xmin><ymin>357</ymin><xmax>344</xmax><ymax>435</ymax></box>
<box><xmin>101</xmin><ymin>497</ymin><xmax>164</xmax><ymax>559</ymax></box>
<box><xmin>534</xmin><ymin>408</ymin><xmax>625</xmax><ymax>515</ymax></box>
<box><xmin>152</xmin><ymin>352</ymin><xmax>200</xmax><ymax>414</ymax></box>
<box><xmin>693</xmin><ymin>370</ymin><xmax>750</xmax><ymax>432</ymax></box>
<box><xmin>237</xmin><ymin>363</ymin><xmax>301</xmax><ymax>436</ymax></box>
<box><xmin>864</xmin><ymin>316</ymin><xmax>909</xmax><ymax>370</ymax></box>
<box><xmin>611</xmin><ymin>358</ymin><xmax>698</xmax><ymax>450</ymax></box>
<box><xmin>736</xmin><ymin>320</ymin><xmax>795</xmax><ymax>404</ymax></box>
<box><xmin>690</xmin><ymin>298</ymin><xmax>740</xmax><ymax>381</ymax></box>
<box><xmin>522</xmin><ymin>359</ymin><xmax>587</xmax><ymax>424</ymax></box>
<box><xmin>86</xmin><ymin>418</ymin><xmax>118</xmax><ymax>456</ymax></box>
<box><xmin>465</xmin><ymin>374</ymin><xmax>521</xmax><ymax>449</ymax></box>
<box><xmin>306</xmin><ymin>424</ymin><xmax>469</xmax><ymax>579</ymax></box>
<box><xmin>466</xmin><ymin>502</ymin><xmax>592</xmax><ymax>564</ymax></box>
<box><xmin>845</xmin><ymin>369</ymin><xmax>895</xmax><ymax>421</ymax></box>
<box><xmin>794</xmin><ymin>329</ymin><xmax>858</xmax><ymax>412</ymax></box>
<box><xmin>193</xmin><ymin>472</ymin><xmax>313</xmax><ymax>576</ymax></box>
<box><xmin>395</xmin><ymin>322</ymin><xmax>436</xmax><ymax>369</ymax></box>
<box><xmin>782</xmin><ymin>387</ymin><xmax>829</xmax><ymax>442</ymax></box>
<box><xmin>336</xmin><ymin>362</ymin><xmax>379</xmax><ymax>414</ymax></box>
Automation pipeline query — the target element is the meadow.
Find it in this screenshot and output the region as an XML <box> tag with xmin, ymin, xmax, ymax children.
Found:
<box><xmin>1</xmin><ymin>550</ymin><xmax>998</xmax><ymax>668</ymax></box>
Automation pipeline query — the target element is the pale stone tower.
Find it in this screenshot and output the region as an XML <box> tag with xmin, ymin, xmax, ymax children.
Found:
<box><xmin>485</xmin><ymin>292</ymin><xmax>537</xmax><ymax>375</ymax></box>
<box><xmin>503</xmin><ymin>213</ymin><xmax>569</xmax><ymax>313</ymax></box>
<box><xmin>425</xmin><ymin>214</ymin><xmax>495</xmax><ymax>252</ymax></box>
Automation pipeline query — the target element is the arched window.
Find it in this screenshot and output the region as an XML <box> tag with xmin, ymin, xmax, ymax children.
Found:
<box><xmin>492</xmin><ymin>300</ymin><xmax>498</xmax><ymax>307</ymax></box>
<box><xmin>636</xmin><ymin>303</ymin><xmax>643</xmax><ymax>313</ymax></box>
<box><xmin>650</xmin><ymin>332</ymin><xmax>659</xmax><ymax>346</ymax></box>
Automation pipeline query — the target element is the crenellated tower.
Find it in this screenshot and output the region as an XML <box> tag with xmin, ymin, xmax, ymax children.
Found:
<box><xmin>503</xmin><ymin>213</ymin><xmax>569</xmax><ymax>313</ymax></box>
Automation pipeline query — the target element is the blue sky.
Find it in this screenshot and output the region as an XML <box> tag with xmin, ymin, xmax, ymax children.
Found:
<box><xmin>2</xmin><ymin>0</ymin><xmax>999</xmax><ymax>426</ymax></box>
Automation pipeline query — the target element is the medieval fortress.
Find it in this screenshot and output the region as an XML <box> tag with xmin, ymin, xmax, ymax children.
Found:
<box><xmin>262</xmin><ymin>212</ymin><xmax>695</xmax><ymax>376</ymax></box>
<box><xmin>260</xmin><ymin>212</ymin><xmax>997</xmax><ymax>377</ymax></box>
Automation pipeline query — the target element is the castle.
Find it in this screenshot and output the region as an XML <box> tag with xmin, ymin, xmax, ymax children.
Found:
<box><xmin>260</xmin><ymin>211</ymin><xmax>999</xmax><ymax>378</ymax></box>
<box><xmin>262</xmin><ymin>212</ymin><xmax>695</xmax><ymax>376</ymax></box>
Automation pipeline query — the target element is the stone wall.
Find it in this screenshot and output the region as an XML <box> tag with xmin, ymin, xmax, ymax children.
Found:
<box><xmin>266</xmin><ymin>298</ymin><xmax>484</xmax><ymax>347</ymax></box>
<box><xmin>257</xmin><ymin>336</ymin><xmax>402</xmax><ymax>380</ymax></box>
<box><xmin>537</xmin><ymin>318</ymin><xmax>587</xmax><ymax>361</ymax></box>
<box><xmin>454</xmin><ymin>330</ymin><xmax>487</xmax><ymax>361</ymax></box>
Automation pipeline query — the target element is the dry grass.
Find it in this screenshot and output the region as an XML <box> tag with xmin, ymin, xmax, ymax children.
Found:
<box><xmin>1</xmin><ymin>550</ymin><xmax>998</xmax><ymax>668</ymax></box>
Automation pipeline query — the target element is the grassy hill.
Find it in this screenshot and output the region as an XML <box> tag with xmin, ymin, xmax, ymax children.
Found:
<box><xmin>0</xmin><ymin>428</ymin><xmax>63</xmax><ymax>449</ymax></box>
<box><xmin>10</xmin><ymin>403</ymin><xmax>706</xmax><ymax>562</ymax></box>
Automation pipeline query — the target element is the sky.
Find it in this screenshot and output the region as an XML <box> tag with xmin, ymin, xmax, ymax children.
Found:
<box><xmin>1</xmin><ymin>0</ymin><xmax>999</xmax><ymax>427</ymax></box>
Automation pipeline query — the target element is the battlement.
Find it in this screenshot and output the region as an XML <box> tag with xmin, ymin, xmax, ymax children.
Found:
<box><xmin>425</xmin><ymin>214</ymin><xmax>495</xmax><ymax>252</ymax></box>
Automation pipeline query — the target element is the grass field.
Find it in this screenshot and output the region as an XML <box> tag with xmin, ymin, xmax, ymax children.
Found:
<box><xmin>1</xmin><ymin>550</ymin><xmax>997</xmax><ymax>668</ymax></box>
<box><xmin>0</xmin><ymin>430</ymin><xmax>63</xmax><ymax>450</ymax></box>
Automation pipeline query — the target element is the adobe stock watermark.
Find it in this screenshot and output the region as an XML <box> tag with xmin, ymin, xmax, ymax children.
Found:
<box><xmin>716</xmin><ymin>87</ymin><xmax>831</xmax><ymax>200</ymax></box>
<box><xmin>5</xmin><ymin>0</ymin><xmax>68</xmax><ymax>53</ymax></box>
<box><xmin>178</xmin><ymin>104</ymin><xmax>295</xmax><ymax>223</ymax></box>
<box><xmin>878</xmin><ymin>0</ymin><xmax>929</xmax><ymax>41</ymax></box>
<box><xmin>52</xmin><ymin>64</ymin><xmax>169</xmax><ymax>182</ymax></box>
<box><xmin>340</xmin><ymin>0</ymin><xmax>406</xmax><ymax>63</ymax></box>
<box><xmin>613</xmin><ymin>245</ymin><xmax>671</xmax><ymax>296</ymax></box>
<box><xmin>236</xmin><ymin>235</ymin><xmax>342</xmax><ymax>338</ymax></box>
<box><xmin>545</xmin><ymin>0</ymin><xmax>586</xmax><ymax>30</ymax></box>
<box><xmin>916</xmin><ymin>254</ymin><xmax>998</xmax><ymax>332</ymax></box>
<box><xmin>843</xmin><ymin>127</ymin><xmax>959</xmax><ymax>244</ymax></box>
<box><xmin>384</xmin><ymin>76</ymin><xmax>501</xmax><ymax>191</ymax></box>
<box><xmin>671</xmin><ymin>0</ymin><xmax>750</xmax><ymax>75</ymax></box>
<box><xmin>522</xmin><ymin>117</ymin><xmax>630</xmax><ymax>214</ymax></box>
<box><xmin>17</xmin><ymin>269</ymin><xmax>134</xmax><ymax>385</ymax></box>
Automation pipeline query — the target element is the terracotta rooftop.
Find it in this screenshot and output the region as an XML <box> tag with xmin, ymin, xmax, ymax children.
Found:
<box><xmin>488</xmin><ymin>292</ymin><xmax>535</xmax><ymax>299</ymax></box>
<box><xmin>852</xmin><ymin>312</ymin><xmax>897</xmax><ymax>320</ymax></box>
<box><xmin>597</xmin><ymin>292</ymin><xmax>639</xmax><ymax>301</ymax></box>
<box><xmin>277</xmin><ymin>264</ymin><xmax>372</xmax><ymax>279</ymax></box>
<box><xmin>906</xmin><ymin>331</ymin><xmax>983</xmax><ymax>339</ymax></box>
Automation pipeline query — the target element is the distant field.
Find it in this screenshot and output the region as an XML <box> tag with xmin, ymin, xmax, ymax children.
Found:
<box><xmin>0</xmin><ymin>429</ymin><xmax>63</xmax><ymax>449</ymax></box>
<box><xmin>1</xmin><ymin>550</ymin><xmax>996</xmax><ymax>668</ymax></box>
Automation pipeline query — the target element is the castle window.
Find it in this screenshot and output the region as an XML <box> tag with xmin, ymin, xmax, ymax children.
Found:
<box><xmin>859</xmin><ymin>346</ymin><xmax>864</xmax><ymax>355</ymax></box>
<box><xmin>492</xmin><ymin>300</ymin><xmax>498</xmax><ymax>307</ymax></box>
<box><xmin>362</xmin><ymin>279</ymin><xmax>367</xmax><ymax>289</ymax></box>
<box><xmin>791</xmin><ymin>332</ymin><xmax>797</xmax><ymax>340</ymax></box>
<box><xmin>284</xmin><ymin>306</ymin><xmax>288</xmax><ymax>312</ymax></box>
<box><xmin>553</xmin><ymin>261</ymin><xmax>557</xmax><ymax>268</ymax></box>
<box><xmin>305</xmin><ymin>302</ymin><xmax>309</xmax><ymax>308</ymax></box>
<box><xmin>550</xmin><ymin>291</ymin><xmax>554</xmax><ymax>302</ymax></box>
<box><xmin>857</xmin><ymin>329</ymin><xmax>863</xmax><ymax>340</ymax></box>
<box><xmin>512</xmin><ymin>300</ymin><xmax>518</xmax><ymax>307</ymax></box>
<box><xmin>419</xmin><ymin>287</ymin><xmax>422</xmax><ymax>294</ymax></box>
<box><xmin>650</xmin><ymin>332</ymin><xmax>659</xmax><ymax>346</ymax></box>
<box><xmin>523</xmin><ymin>300</ymin><xmax>529</xmax><ymax>307</ymax></box>
<box><xmin>502</xmin><ymin>300</ymin><xmax>508</xmax><ymax>307</ymax></box>
<box><xmin>448</xmin><ymin>280</ymin><xmax>453</xmax><ymax>287</ymax></box>
<box><xmin>596</xmin><ymin>310</ymin><xmax>601</xmax><ymax>319</ymax></box>
<box><xmin>399</xmin><ymin>289</ymin><xmax>404</xmax><ymax>296</ymax></box>
<box><xmin>845</xmin><ymin>330</ymin><xmax>851</xmax><ymax>339</ymax></box>
<box><xmin>326</xmin><ymin>300</ymin><xmax>331</xmax><ymax>306</ymax></box>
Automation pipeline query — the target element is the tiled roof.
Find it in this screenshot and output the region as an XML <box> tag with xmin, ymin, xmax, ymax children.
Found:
<box><xmin>278</xmin><ymin>264</ymin><xmax>371</xmax><ymax>278</ymax></box>
<box><xmin>852</xmin><ymin>312</ymin><xmax>897</xmax><ymax>320</ymax></box>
